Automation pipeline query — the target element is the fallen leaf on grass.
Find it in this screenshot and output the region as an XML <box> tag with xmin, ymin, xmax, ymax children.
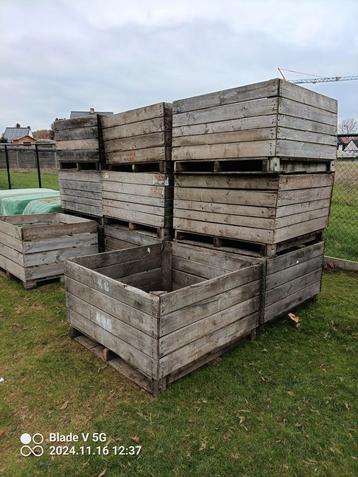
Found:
<box><xmin>288</xmin><ymin>312</ymin><xmax>300</xmax><ymax>327</ymax></box>
<box><xmin>59</xmin><ymin>401</ymin><xmax>69</xmax><ymax>410</ymax></box>
<box><xmin>97</xmin><ymin>470</ymin><xmax>107</xmax><ymax>477</ymax></box>
<box><xmin>0</xmin><ymin>430</ymin><xmax>5</xmax><ymax>438</ymax></box>
<box><xmin>131</xmin><ymin>435</ymin><xmax>140</xmax><ymax>443</ymax></box>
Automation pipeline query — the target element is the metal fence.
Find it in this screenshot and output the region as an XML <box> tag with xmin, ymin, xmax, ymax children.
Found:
<box><xmin>0</xmin><ymin>144</ymin><xmax>57</xmax><ymax>190</ymax></box>
<box><xmin>325</xmin><ymin>159</ymin><xmax>358</xmax><ymax>262</ymax></box>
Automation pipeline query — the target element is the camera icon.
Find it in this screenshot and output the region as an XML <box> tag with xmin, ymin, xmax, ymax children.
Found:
<box><xmin>20</xmin><ymin>433</ymin><xmax>44</xmax><ymax>457</ymax></box>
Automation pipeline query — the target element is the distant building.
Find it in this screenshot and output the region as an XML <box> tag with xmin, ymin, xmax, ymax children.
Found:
<box><xmin>12</xmin><ymin>135</ymin><xmax>37</xmax><ymax>146</ymax></box>
<box><xmin>337</xmin><ymin>134</ymin><xmax>358</xmax><ymax>158</ymax></box>
<box><xmin>70</xmin><ymin>108</ymin><xmax>113</xmax><ymax>119</ymax></box>
<box><xmin>2</xmin><ymin>124</ymin><xmax>33</xmax><ymax>143</ymax></box>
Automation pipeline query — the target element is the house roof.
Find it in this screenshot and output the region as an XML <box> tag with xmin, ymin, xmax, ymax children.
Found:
<box><xmin>346</xmin><ymin>139</ymin><xmax>358</xmax><ymax>148</ymax></box>
<box><xmin>3</xmin><ymin>126</ymin><xmax>32</xmax><ymax>141</ymax></box>
<box><xmin>70</xmin><ymin>110</ymin><xmax>113</xmax><ymax>119</ymax></box>
<box><xmin>12</xmin><ymin>134</ymin><xmax>36</xmax><ymax>143</ymax></box>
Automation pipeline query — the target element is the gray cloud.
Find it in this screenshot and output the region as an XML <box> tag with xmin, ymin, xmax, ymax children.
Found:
<box><xmin>0</xmin><ymin>0</ymin><xmax>357</xmax><ymax>131</ymax></box>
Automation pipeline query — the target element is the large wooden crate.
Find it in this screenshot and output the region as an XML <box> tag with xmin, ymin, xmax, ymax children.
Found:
<box><xmin>0</xmin><ymin>214</ymin><xmax>98</xmax><ymax>289</ymax></box>
<box><xmin>101</xmin><ymin>103</ymin><xmax>172</xmax><ymax>166</ymax></box>
<box><xmin>54</xmin><ymin>116</ymin><xmax>101</xmax><ymax>164</ymax></box>
<box><xmin>173</xmin><ymin>79</ymin><xmax>337</xmax><ymax>173</ymax></box>
<box><xmin>102</xmin><ymin>170</ymin><xmax>173</xmax><ymax>233</ymax></box>
<box><xmin>65</xmin><ymin>242</ymin><xmax>261</xmax><ymax>393</ymax></box>
<box><xmin>59</xmin><ymin>170</ymin><xmax>103</xmax><ymax>218</ymax></box>
<box><xmin>263</xmin><ymin>241</ymin><xmax>324</xmax><ymax>322</ymax></box>
<box><xmin>174</xmin><ymin>173</ymin><xmax>333</xmax><ymax>256</ymax></box>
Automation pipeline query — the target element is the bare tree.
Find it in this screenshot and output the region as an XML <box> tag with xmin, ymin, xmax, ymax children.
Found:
<box><xmin>338</xmin><ymin>118</ymin><xmax>358</xmax><ymax>134</ymax></box>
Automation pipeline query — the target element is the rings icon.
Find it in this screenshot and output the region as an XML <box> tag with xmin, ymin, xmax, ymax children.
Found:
<box><xmin>20</xmin><ymin>445</ymin><xmax>44</xmax><ymax>457</ymax></box>
<box><xmin>19</xmin><ymin>433</ymin><xmax>44</xmax><ymax>457</ymax></box>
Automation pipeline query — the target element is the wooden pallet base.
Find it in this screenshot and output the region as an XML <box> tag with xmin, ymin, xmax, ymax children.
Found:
<box><xmin>63</xmin><ymin>209</ymin><xmax>104</xmax><ymax>225</ymax></box>
<box><xmin>106</xmin><ymin>161</ymin><xmax>172</xmax><ymax>173</ymax></box>
<box><xmin>59</xmin><ymin>161</ymin><xmax>100</xmax><ymax>171</ymax></box>
<box><xmin>0</xmin><ymin>266</ymin><xmax>64</xmax><ymax>290</ymax></box>
<box><xmin>104</xmin><ymin>218</ymin><xmax>171</xmax><ymax>240</ymax></box>
<box><xmin>174</xmin><ymin>229</ymin><xmax>324</xmax><ymax>258</ymax></box>
<box><xmin>174</xmin><ymin>157</ymin><xmax>335</xmax><ymax>174</ymax></box>
<box><xmin>70</xmin><ymin>327</ymin><xmax>256</xmax><ymax>395</ymax></box>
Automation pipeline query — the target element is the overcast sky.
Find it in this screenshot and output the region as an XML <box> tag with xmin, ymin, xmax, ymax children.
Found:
<box><xmin>0</xmin><ymin>0</ymin><xmax>357</xmax><ymax>132</ymax></box>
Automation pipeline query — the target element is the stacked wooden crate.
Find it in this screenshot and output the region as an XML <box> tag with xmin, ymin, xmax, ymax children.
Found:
<box><xmin>172</xmin><ymin>78</ymin><xmax>336</xmax><ymax>322</ymax></box>
<box><xmin>65</xmin><ymin>242</ymin><xmax>261</xmax><ymax>393</ymax></box>
<box><xmin>101</xmin><ymin>103</ymin><xmax>173</xmax><ymax>250</ymax></box>
<box><xmin>54</xmin><ymin>116</ymin><xmax>103</xmax><ymax>219</ymax></box>
<box><xmin>0</xmin><ymin>213</ymin><xmax>98</xmax><ymax>289</ymax></box>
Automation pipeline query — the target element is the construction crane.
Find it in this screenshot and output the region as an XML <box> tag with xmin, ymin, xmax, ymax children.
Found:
<box><xmin>278</xmin><ymin>68</ymin><xmax>358</xmax><ymax>84</ymax></box>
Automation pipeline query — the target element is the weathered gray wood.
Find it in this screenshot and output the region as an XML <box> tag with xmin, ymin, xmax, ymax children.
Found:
<box><xmin>104</xmin><ymin>132</ymin><xmax>168</xmax><ymax>152</ymax></box>
<box><xmin>174</xmin><ymin>218</ymin><xmax>274</xmax><ymax>243</ymax></box>
<box><xmin>173</xmin><ymin>128</ymin><xmax>276</xmax><ymax>147</ymax></box>
<box><xmin>159</xmin><ymin>312</ymin><xmax>259</xmax><ymax>377</ymax></box>
<box><xmin>102</xmin><ymin>103</ymin><xmax>171</xmax><ymax>128</ymax></box>
<box><xmin>264</xmin><ymin>281</ymin><xmax>321</xmax><ymax>322</ymax></box>
<box><xmin>172</xmin><ymin>140</ymin><xmax>276</xmax><ymax>161</ymax></box>
<box><xmin>65</xmin><ymin>243</ymin><xmax>261</xmax><ymax>390</ymax></box>
<box><xmin>0</xmin><ymin>214</ymin><xmax>98</xmax><ymax>288</ymax></box>
<box><xmin>174</xmin><ymin>199</ymin><xmax>276</xmax><ymax>218</ymax></box>
<box><xmin>279</xmin><ymin>80</ymin><xmax>337</xmax><ymax>114</ymax></box>
<box><xmin>68</xmin><ymin>308</ymin><xmax>155</xmax><ymax>377</ymax></box>
<box><xmin>173</xmin><ymin>79</ymin><xmax>279</xmax><ymax>114</ymax></box>
<box><xmin>278</xmin><ymin>98</ymin><xmax>337</xmax><ymax>126</ymax></box>
<box><xmin>103</xmin><ymin>116</ymin><xmax>170</xmax><ymax>141</ymax></box>
<box><xmin>173</xmin><ymin>115</ymin><xmax>277</xmax><ymax>138</ymax></box>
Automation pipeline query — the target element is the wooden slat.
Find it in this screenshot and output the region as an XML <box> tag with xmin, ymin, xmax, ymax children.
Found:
<box><xmin>161</xmin><ymin>279</ymin><xmax>260</xmax><ymax>336</ymax></box>
<box><xmin>173</xmin><ymin>115</ymin><xmax>277</xmax><ymax>138</ymax></box>
<box><xmin>160</xmin><ymin>264</ymin><xmax>261</xmax><ymax>315</ymax></box>
<box><xmin>102</xmin><ymin>103</ymin><xmax>170</xmax><ymax>128</ymax></box>
<box><xmin>173</xmin><ymin>79</ymin><xmax>279</xmax><ymax>113</ymax></box>
<box><xmin>159</xmin><ymin>312</ymin><xmax>258</xmax><ymax>377</ymax></box>
<box><xmin>264</xmin><ymin>281</ymin><xmax>321</xmax><ymax>322</ymax></box>
<box><xmin>172</xmin><ymin>140</ymin><xmax>275</xmax><ymax>161</ymax></box>
<box><xmin>67</xmin><ymin>291</ymin><xmax>156</xmax><ymax>354</ymax></box>
<box><xmin>173</xmin><ymin>97</ymin><xmax>278</xmax><ymax>128</ymax></box>
<box><xmin>68</xmin><ymin>309</ymin><xmax>155</xmax><ymax>378</ymax></box>
<box><xmin>279</xmin><ymin>80</ymin><xmax>337</xmax><ymax>114</ymax></box>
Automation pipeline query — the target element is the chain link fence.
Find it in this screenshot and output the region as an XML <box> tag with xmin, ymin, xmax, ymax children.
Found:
<box><xmin>326</xmin><ymin>159</ymin><xmax>358</xmax><ymax>262</ymax></box>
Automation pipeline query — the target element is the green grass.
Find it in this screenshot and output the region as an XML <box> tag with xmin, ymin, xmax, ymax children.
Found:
<box><xmin>0</xmin><ymin>271</ymin><xmax>357</xmax><ymax>477</ymax></box>
<box><xmin>0</xmin><ymin>170</ymin><xmax>59</xmax><ymax>190</ymax></box>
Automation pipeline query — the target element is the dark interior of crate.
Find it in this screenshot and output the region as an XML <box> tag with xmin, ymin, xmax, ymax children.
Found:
<box><xmin>74</xmin><ymin>242</ymin><xmax>256</xmax><ymax>293</ymax></box>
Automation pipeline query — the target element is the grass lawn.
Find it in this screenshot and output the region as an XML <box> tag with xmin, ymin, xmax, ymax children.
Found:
<box><xmin>0</xmin><ymin>271</ymin><xmax>357</xmax><ymax>477</ymax></box>
<box><xmin>0</xmin><ymin>170</ymin><xmax>59</xmax><ymax>191</ymax></box>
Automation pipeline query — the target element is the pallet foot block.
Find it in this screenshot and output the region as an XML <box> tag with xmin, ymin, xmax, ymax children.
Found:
<box><xmin>173</xmin><ymin>78</ymin><xmax>337</xmax><ymax>173</ymax></box>
<box><xmin>65</xmin><ymin>242</ymin><xmax>261</xmax><ymax>393</ymax></box>
<box><xmin>0</xmin><ymin>213</ymin><xmax>98</xmax><ymax>289</ymax></box>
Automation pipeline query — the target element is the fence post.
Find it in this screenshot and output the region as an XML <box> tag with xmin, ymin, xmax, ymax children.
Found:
<box><xmin>34</xmin><ymin>144</ymin><xmax>42</xmax><ymax>188</ymax></box>
<box><xmin>4</xmin><ymin>145</ymin><xmax>12</xmax><ymax>189</ymax></box>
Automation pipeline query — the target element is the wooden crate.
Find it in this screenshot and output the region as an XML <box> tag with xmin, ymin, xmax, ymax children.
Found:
<box><xmin>173</xmin><ymin>79</ymin><xmax>337</xmax><ymax>173</ymax></box>
<box><xmin>174</xmin><ymin>173</ymin><xmax>333</xmax><ymax>256</ymax></box>
<box><xmin>104</xmin><ymin>222</ymin><xmax>161</xmax><ymax>251</ymax></box>
<box><xmin>102</xmin><ymin>170</ymin><xmax>173</xmax><ymax>230</ymax></box>
<box><xmin>263</xmin><ymin>241</ymin><xmax>324</xmax><ymax>322</ymax></box>
<box><xmin>54</xmin><ymin>116</ymin><xmax>101</xmax><ymax>164</ymax></box>
<box><xmin>101</xmin><ymin>103</ymin><xmax>172</xmax><ymax>165</ymax></box>
<box><xmin>65</xmin><ymin>242</ymin><xmax>261</xmax><ymax>393</ymax></box>
<box><xmin>0</xmin><ymin>214</ymin><xmax>98</xmax><ymax>289</ymax></box>
<box><xmin>59</xmin><ymin>170</ymin><xmax>103</xmax><ymax>218</ymax></box>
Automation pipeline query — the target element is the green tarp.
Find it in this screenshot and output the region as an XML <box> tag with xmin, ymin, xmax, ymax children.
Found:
<box><xmin>0</xmin><ymin>189</ymin><xmax>60</xmax><ymax>216</ymax></box>
<box><xmin>22</xmin><ymin>195</ymin><xmax>62</xmax><ymax>215</ymax></box>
